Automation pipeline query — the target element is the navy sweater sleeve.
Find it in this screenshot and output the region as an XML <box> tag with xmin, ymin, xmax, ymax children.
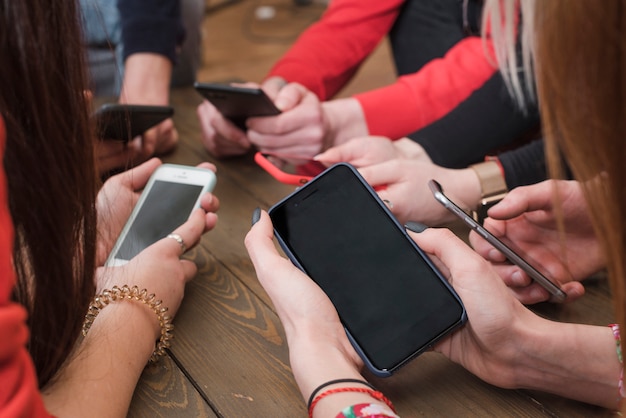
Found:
<box><xmin>118</xmin><ymin>0</ymin><xmax>185</xmax><ymax>63</ymax></box>
<box><xmin>498</xmin><ymin>139</ymin><xmax>547</xmax><ymax>189</ymax></box>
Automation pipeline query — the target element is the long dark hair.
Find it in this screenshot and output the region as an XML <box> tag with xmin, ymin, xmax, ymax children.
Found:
<box><xmin>0</xmin><ymin>0</ymin><xmax>98</xmax><ymax>387</ymax></box>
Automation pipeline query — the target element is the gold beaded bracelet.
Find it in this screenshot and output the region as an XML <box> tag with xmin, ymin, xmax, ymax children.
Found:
<box><xmin>82</xmin><ymin>285</ymin><xmax>174</xmax><ymax>363</ymax></box>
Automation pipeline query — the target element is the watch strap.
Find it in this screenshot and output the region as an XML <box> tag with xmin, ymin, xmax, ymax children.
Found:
<box><xmin>470</xmin><ymin>160</ymin><xmax>508</xmax><ymax>224</ymax></box>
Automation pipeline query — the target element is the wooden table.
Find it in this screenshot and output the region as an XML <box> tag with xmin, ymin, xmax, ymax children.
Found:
<box><xmin>126</xmin><ymin>87</ymin><xmax>615</xmax><ymax>417</ymax></box>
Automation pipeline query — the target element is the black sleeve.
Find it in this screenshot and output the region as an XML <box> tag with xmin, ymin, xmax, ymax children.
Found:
<box><xmin>498</xmin><ymin>139</ymin><xmax>548</xmax><ymax>189</ymax></box>
<box><xmin>118</xmin><ymin>0</ymin><xmax>185</xmax><ymax>63</ymax></box>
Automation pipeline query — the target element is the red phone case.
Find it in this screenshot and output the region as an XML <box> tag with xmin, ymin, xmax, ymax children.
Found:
<box><xmin>254</xmin><ymin>152</ymin><xmax>317</xmax><ymax>186</ymax></box>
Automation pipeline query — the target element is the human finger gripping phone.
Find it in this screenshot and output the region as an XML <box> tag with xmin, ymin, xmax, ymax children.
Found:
<box><xmin>428</xmin><ymin>179</ymin><xmax>567</xmax><ymax>303</ymax></box>
<box><xmin>94</xmin><ymin>103</ymin><xmax>174</xmax><ymax>142</ymax></box>
<box><xmin>254</xmin><ymin>152</ymin><xmax>324</xmax><ymax>186</ymax></box>
<box><xmin>269</xmin><ymin>163</ymin><xmax>467</xmax><ymax>377</ymax></box>
<box><xmin>194</xmin><ymin>82</ymin><xmax>281</xmax><ymax>130</ymax></box>
<box><xmin>105</xmin><ymin>164</ymin><xmax>217</xmax><ymax>267</ymax></box>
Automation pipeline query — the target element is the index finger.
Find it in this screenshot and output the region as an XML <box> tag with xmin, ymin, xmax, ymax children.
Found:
<box><xmin>315</xmin><ymin>137</ymin><xmax>368</xmax><ymax>165</ymax></box>
<box><xmin>316</xmin><ymin>136</ymin><xmax>396</xmax><ymax>167</ymax></box>
<box><xmin>358</xmin><ymin>160</ymin><xmax>403</xmax><ymax>189</ymax></box>
<box><xmin>487</xmin><ymin>181</ymin><xmax>556</xmax><ymax>220</ymax></box>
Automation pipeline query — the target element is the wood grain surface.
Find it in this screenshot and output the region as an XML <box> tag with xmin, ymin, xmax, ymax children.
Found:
<box><xmin>122</xmin><ymin>87</ymin><xmax>616</xmax><ymax>418</ymax></box>
<box><xmin>126</xmin><ymin>1</ymin><xmax>615</xmax><ymax>416</ymax></box>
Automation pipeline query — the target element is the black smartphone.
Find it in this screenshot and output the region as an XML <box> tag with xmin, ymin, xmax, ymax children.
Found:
<box><xmin>94</xmin><ymin>103</ymin><xmax>174</xmax><ymax>142</ymax></box>
<box><xmin>269</xmin><ymin>163</ymin><xmax>467</xmax><ymax>377</ymax></box>
<box><xmin>428</xmin><ymin>179</ymin><xmax>567</xmax><ymax>303</ymax></box>
<box><xmin>194</xmin><ymin>82</ymin><xmax>281</xmax><ymax>130</ymax></box>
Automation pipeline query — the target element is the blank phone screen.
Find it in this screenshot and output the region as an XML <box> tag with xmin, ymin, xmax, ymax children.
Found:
<box><xmin>115</xmin><ymin>180</ymin><xmax>203</xmax><ymax>261</ymax></box>
<box><xmin>270</xmin><ymin>165</ymin><xmax>465</xmax><ymax>373</ymax></box>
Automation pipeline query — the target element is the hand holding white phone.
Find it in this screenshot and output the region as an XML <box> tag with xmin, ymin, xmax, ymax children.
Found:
<box><xmin>105</xmin><ymin>164</ymin><xmax>217</xmax><ymax>266</ymax></box>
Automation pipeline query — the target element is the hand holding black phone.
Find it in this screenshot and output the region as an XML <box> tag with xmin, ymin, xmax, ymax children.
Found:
<box><xmin>94</xmin><ymin>103</ymin><xmax>174</xmax><ymax>142</ymax></box>
<box><xmin>194</xmin><ymin>82</ymin><xmax>281</xmax><ymax>130</ymax></box>
<box><xmin>269</xmin><ymin>164</ymin><xmax>467</xmax><ymax>377</ymax></box>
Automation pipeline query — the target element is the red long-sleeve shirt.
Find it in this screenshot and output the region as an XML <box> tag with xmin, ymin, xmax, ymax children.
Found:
<box><xmin>0</xmin><ymin>117</ymin><xmax>52</xmax><ymax>417</ymax></box>
<box><xmin>267</xmin><ymin>0</ymin><xmax>497</xmax><ymax>140</ymax></box>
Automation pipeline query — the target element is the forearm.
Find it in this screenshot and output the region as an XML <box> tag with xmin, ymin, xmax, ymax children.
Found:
<box><xmin>321</xmin><ymin>98</ymin><xmax>368</xmax><ymax>150</ymax></box>
<box><xmin>356</xmin><ymin>37</ymin><xmax>497</xmax><ymax>140</ymax></box>
<box><xmin>514</xmin><ymin>320</ymin><xmax>621</xmax><ymax>409</ymax></box>
<box><xmin>265</xmin><ymin>0</ymin><xmax>401</xmax><ymax>99</ymax></box>
<box><xmin>498</xmin><ymin>139</ymin><xmax>548</xmax><ymax>189</ymax></box>
<box><xmin>42</xmin><ymin>302</ymin><xmax>157</xmax><ymax>417</ymax></box>
<box><xmin>119</xmin><ymin>53</ymin><xmax>173</xmax><ymax>105</ymax></box>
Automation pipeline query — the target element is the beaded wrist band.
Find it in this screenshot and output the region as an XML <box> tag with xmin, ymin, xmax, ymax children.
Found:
<box><xmin>307</xmin><ymin>378</ymin><xmax>377</xmax><ymax>410</ymax></box>
<box><xmin>307</xmin><ymin>379</ymin><xmax>395</xmax><ymax>418</ymax></box>
<box><xmin>309</xmin><ymin>387</ymin><xmax>395</xmax><ymax>418</ymax></box>
<box><xmin>82</xmin><ymin>285</ymin><xmax>174</xmax><ymax>363</ymax></box>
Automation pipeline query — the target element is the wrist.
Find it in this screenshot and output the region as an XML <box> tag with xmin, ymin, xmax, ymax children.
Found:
<box><xmin>43</xmin><ymin>301</ymin><xmax>157</xmax><ymax>416</ymax></box>
<box><xmin>119</xmin><ymin>53</ymin><xmax>172</xmax><ymax>105</ymax></box>
<box><xmin>84</xmin><ymin>285</ymin><xmax>173</xmax><ymax>361</ymax></box>
<box><xmin>321</xmin><ymin>99</ymin><xmax>368</xmax><ymax>151</ymax></box>
<box><xmin>469</xmin><ymin>159</ymin><xmax>508</xmax><ymax>224</ymax></box>
<box><xmin>85</xmin><ymin>300</ymin><xmax>157</xmax><ymax>359</ymax></box>
<box><xmin>288</xmin><ymin>337</ymin><xmax>364</xmax><ymax>403</ymax></box>
<box><xmin>308</xmin><ymin>381</ymin><xmax>396</xmax><ymax>418</ymax></box>
<box><xmin>511</xmin><ymin>319</ymin><xmax>622</xmax><ymax>409</ymax></box>
<box><xmin>433</xmin><ymin>167</ymin><xmax>483</xmax><ymax>224</ymax></box>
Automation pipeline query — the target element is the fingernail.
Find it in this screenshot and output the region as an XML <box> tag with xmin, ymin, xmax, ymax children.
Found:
<box><xmin>251</xmin><ymin>207</ymin><xmax>261</xmax><ymax>226</ymax></box>
<box><xmin>405</xmin><ymin>221</ymin><xmax>428</xmax><ymax>233</ymax></box>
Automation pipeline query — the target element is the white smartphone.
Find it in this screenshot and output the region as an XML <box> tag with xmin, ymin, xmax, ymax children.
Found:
<box><xmin>428</xmin><ymin>179</ymin><xmax>567</xmax><ymax>303</ymax></box>
<box><xmin>105</xmin><ymin>164</ymin><xmax>217</xmax><ymax>267</ymax></box>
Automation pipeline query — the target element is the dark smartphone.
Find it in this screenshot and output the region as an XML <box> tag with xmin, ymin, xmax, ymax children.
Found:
<box><xmin>269</xmin><ymin>163</ymin><xmax>467</xmax><ymax>377</ymax></box>
<box><xmin>254</xmin><ymin>152</ymin><xmax>324</xmax><ymax>186</ymax></box>
<box><xmin>194</xmin><ymin>82</ymin><xmax>281</xmax><ymax>130</ymax></box>
<box><xmin>94</xmin><ymin>103</ymin><xmax>174</xmax><ymax>142</ymax></box>
<box><xmin>428</xmin><ymin>179</ymin><xmax>567</xmax><ymax>303</ymax></box>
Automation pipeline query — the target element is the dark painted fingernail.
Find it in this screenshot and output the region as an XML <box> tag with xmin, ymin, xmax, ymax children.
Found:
<box><xmin>405</xmin><ymin>221</ymin><xmax>428</xmax><ymax>233</ymax></box>
<box><xmin>251</xmin><ymin>207</ymin><xmax>261</xmax><ymax>226</ymax></box>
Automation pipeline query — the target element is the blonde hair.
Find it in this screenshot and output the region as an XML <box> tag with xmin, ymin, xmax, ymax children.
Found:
<box><xmin>482</xmin><ymin>0</ymin><xmax>537</xmax><ymax>107</ymax></box>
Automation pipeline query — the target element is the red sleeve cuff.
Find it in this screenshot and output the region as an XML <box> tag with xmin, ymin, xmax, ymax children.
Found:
<box><xmin>355</xmin><ymin>37</ymin><xmax>498</xmax><ymax>140</ymax></box>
